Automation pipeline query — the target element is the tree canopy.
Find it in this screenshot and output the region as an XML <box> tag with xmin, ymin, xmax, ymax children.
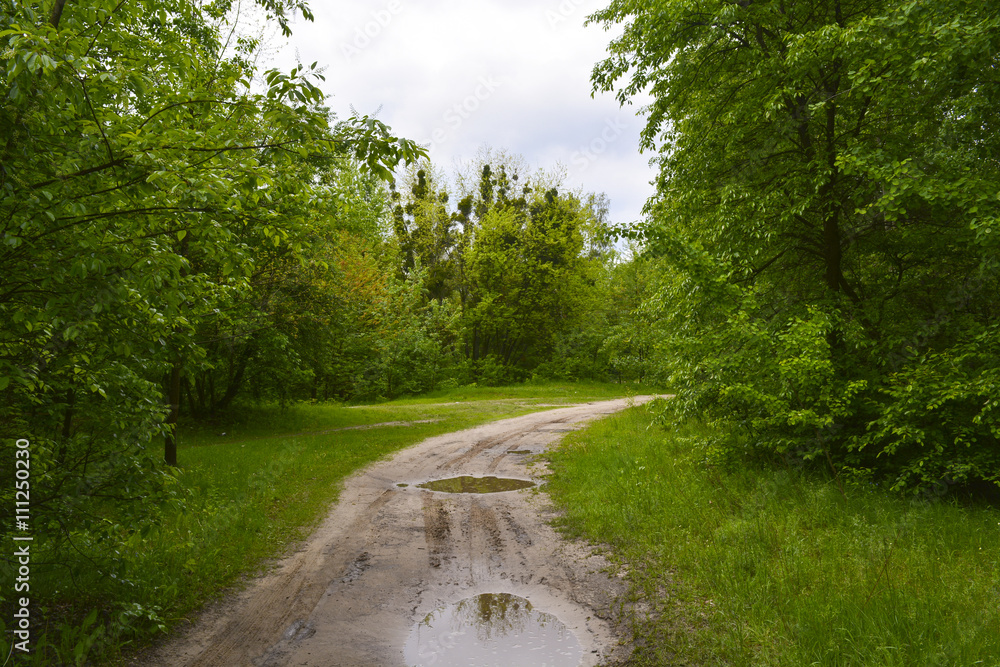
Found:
<box><xmin>0</xmin><ymin>0</ymin><xmax>424</xmax><ymax>638</ymax></box>
<box><xmin>385</xmin><ymin>157</ymin><xmax>619</xmax><ymax>386</ymax></box>
<box><xmin>590</xmin><ymin>0</ymin><xmax>1000</xmax><ymax>494</ymax></box>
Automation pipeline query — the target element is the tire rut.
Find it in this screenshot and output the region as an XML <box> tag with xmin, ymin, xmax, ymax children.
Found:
<box><xmin>185</xmin><ymin>489</ymin><xmax>397</xmax><ymax>667</ymax></box>
<box><xmin>421</xmin><ymin>493</ymin><xmax>452</xmax><ymax>569</ymax></box>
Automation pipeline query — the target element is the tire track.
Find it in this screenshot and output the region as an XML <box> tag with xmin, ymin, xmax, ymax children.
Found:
<box><xmin>421</xmin><ymin>493</ymin><xmax>452</xmax><ymax>569</ymax></box>
<box><xmin>183</xmin><ymin>489</ymin><xmax>397</xmax><ymax>667</ymax></box>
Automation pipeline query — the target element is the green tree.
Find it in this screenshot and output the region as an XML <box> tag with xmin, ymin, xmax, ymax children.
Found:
<box><xmin>391</xmin><ymin>167</ymin><xmax>460</xmax><ymax>303</ymax></box>
<box><xmin>0</xmin><ymin>0</ymin><xmax>422</xmax><ymax>646</ymax></box>
<box><xmin>591</xmin><ymin>0</ymin><xmax>1000</xmax><ymax>492</ymax></box>
<box><xmin>385</xmin><ymin>157</ymin><xmax>618</xmax><ymax>386</ymax></box>
<box><xmin>599</xmin><ymin>243</ymin><xmax>665</xmax><ymax>384</ymax></box>
<box><xmin>0</xmin><ymin>0</ymin><xmax>422</xmax><ymax>437</ymax></box>
<box><xmin>180</xmin><ymin>158</ymin><xmax>397</xmax><ymax>412</ymax></box>
<box><xmin>459</xmin><ymin>165</ymin><xmax>609</xmax><ymax>379</ymax></box>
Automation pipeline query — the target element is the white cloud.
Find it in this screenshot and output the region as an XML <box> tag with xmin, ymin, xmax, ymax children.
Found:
<box><xmin>272</xmin><ymin>0</ymin><xmax>656</xmax><ymax>227</ymax></box>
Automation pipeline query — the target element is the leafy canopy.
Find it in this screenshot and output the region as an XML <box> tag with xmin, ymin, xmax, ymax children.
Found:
<box><xmin>589</xmin><ymin>0</ymin><xmax>1000</xmax><ymax>493</ymax></box>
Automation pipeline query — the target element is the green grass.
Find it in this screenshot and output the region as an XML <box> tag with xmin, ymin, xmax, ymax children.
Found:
<box><xmin>176</xmin><ymin>380</ymin><xmax>648</xmax><ymax>443</ymax></box>
<box><xmin>8</xmin><ymin>382</ymin><xmax>635</xmax><ymax>665</ymax></box>
<box><xmin>391</xmin><ymin>380</ymin><xmax>657</xmax><ymax>404</ymax></box>
<box><xmin>545</xmin><ymin>403</ymin><xmax>1000</xmax><ymax>666</ymax></box>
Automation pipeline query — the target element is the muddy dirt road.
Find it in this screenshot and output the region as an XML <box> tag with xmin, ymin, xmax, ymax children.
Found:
<box><xmin>148</xmin><ymin>398</ymin><xmax>650</xmax><ymax>666</ymax></box>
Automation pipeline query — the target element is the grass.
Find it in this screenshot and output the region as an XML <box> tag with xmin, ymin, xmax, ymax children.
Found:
<box><xmin>5</xmin><ymin>381</ymin><xmax>637</xmax><ymax>665</ymax></box>
<box><xmin>544</xmin><ymin>402</ymin><xmax>1000</xmax><ymax>666</ymax></box>
<box><xmin>390</xmin><ymin>380</ymin><xmax>654</xmax><ymax>404</ymax></box>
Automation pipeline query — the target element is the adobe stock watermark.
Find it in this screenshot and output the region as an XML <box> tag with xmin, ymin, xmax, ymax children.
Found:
<box><xmin>424</xmin><ymin>76</ymin><xmax>504</xmax><ymax>151</ymax></box>
<box><xmin>12</xmin><ymin>438</ymin><xmax>33</xmax><ymax>655</ymax></box>
<box><xmin>340</xmin><ymin>0</ymin><xmax>403</xmax><ymax>62</ymax></box>
<box><xmin>545</xmin><ymin>0</ymin><xmax>589</xmax><ymax>29</ymax></box>
<box><xmin>570</xmin><ymin>116</ymin><xmax>628</xmax><ymax>173</ymax></box>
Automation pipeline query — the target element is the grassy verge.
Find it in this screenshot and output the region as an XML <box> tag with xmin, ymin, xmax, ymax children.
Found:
<box><xmin>545</xmin><ymin>403</ymin><xmax>1000</xmax><ymax>666</ymax></box>
<box><xmin>8</xmin><ymin>382</ymin><xmax>634</xmax><ymax>665</ymax></box>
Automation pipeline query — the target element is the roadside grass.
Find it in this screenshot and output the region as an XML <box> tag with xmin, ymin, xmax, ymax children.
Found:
<box><xmin>5</xmin><ymin>382</ymin><xmax>633</xmax><ymax>665</ymax></box>
<box><xmin>396</xmin><ymin>380</ymin><xmax>657</xmax><ymax>404</ymax></box>
<box><xmin>545</xmin><ymin>403</ymin><xmax>1000</xmax><ymax>666</ymax></box>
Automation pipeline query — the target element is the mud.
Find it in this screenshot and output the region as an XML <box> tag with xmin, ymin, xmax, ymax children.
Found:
<box><xmin>142</xmin><ymin>397</ymin><xmax>651</xmax><ymax>666</ymax></box>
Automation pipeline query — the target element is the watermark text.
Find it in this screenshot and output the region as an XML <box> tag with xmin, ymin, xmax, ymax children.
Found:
<box><xmin>12</xmin><ymin>438</ymin><xmax>32</xmax><ymax>653</ymax></box>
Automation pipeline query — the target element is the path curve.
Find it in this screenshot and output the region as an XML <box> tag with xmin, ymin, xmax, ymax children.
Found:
<box><xmin>146</xmin><ymin>397</ymin><xmax>651</xmax><ymax>666</ymax></box>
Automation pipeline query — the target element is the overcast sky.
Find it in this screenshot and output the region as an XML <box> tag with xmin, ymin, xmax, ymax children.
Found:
<box><xmin>270</xmin><ymin>0</ymin><xmax>656</xmax><ymax>227</ymax></box>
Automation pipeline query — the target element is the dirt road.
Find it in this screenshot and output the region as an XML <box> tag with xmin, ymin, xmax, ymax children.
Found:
<box><xmin>147</xmin><ymin>398</ymin><xmax>650</xmax><ymax>666</ymax></box>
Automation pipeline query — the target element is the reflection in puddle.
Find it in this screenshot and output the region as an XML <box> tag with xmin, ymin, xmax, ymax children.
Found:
<box><xmin>506</xmin><ymin>449</ymin><xmax>532</xmax><ymax>455</ymax></box>
<box><xmin>417</xmin><ymin>476</ymin><xmax>535</xmax><ymax>494</ymax></box>
<box><xmin>404</xmin><ymin>593</ymin><xmax>582</xmax><ymax>667</ymax></box>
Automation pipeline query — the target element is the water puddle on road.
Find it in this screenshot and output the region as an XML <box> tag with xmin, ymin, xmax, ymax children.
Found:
<box><xmin>416</xmin><ymin>476</ymin><xmax>535</xmax><ymax>494</ymax></box>
<box><xmin>403</xmin><ymin>593</ymin><xmax>582</xmax><ymax>667</ymax></box>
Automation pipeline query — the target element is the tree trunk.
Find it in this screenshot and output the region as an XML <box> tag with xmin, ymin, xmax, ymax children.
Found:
<box><xmin>183</xmin><ymin>377</ymin><xmax>195</xmax><ymax>418</ymax></box>
<box><xmin>61</xmin><ymin>386</ymin><xmax>74</xmax><ymax>439</ymax></box>
<box><xmin>215</xmin><ymin>345</ymin><xmax>251</xmax><ymax>411</ymax></box>
<box><xmin>164</xmin><ymin>359</ymin><xmax>181</xmax><ymax>466</ymax></box>
<box><xmin>49</xmin><ymin>0</ymin><xmax>68</xmax><ymax>28</ymax></box>
<box><xmin>823</xmin><ymin>210</ymin><xmax>843</xmax><ymax>293</ymax></box>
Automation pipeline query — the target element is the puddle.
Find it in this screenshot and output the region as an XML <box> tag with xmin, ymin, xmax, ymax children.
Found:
<box><xmin>416</xmin><ymin>476</ymin><xmax>535</xmax><ymax>494</ymax></box>
<box><xmin>397</xmin><ymin>483</ymin><xmax>409</xmax><ymax>487</ymax></box>
<box><xmin>404</xmin><ymin>593</ymin><xmax>582</xmax><ymax>667</ymax></box>
<box><xmin>506</xmin><ymin>449</ymin><xmax>532</xmax><ymax>455</ymax></box>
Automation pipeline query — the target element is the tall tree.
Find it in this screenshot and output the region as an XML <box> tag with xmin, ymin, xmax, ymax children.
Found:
<box><xmin>591</xmin><ymin>0</ymin><xmax>1000</xmax><ymax>492</ymax></box>
<box><xmin>391</xmin><ymin>167</ymin><xmax>459</xmax><ymax>303</ymax></box>
<box><xmin>0</xmin><ymin>0</ymin><xmax>422</xmax><ymax>599</ymax></box>
<box><xmin>386</xmin><ymin>157</ymin><xmax>616</xmax><ymax>385</ymax></box>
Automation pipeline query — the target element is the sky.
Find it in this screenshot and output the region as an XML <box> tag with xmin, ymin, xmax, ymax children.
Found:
<box><xmin>268</xmin><ymin>0</ymin><xmax>656</xmax><ymax>228</ymax></box>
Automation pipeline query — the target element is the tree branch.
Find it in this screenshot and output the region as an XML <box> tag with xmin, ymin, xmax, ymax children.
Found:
<box><xmin>48</xmin><ymin>0</ymin><xmax>68</xmax><ymax>28</ymax></box>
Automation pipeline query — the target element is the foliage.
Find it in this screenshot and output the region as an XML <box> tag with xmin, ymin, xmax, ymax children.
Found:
<box><xmin>387</xmin><ymin>157</ymin><xmax>621</xmax><ymax>385</ymax></box>
<box><xmin>598</xmin><ymin>244</ymin><xmax>668</xmax><ymax>385</ymax></box>
<box><xmin>590</xmin><ymin>0</ymin><xmax>1000</xmax><ymax>493</ymax></box>
<box><xmin>350</xmin><ymin>261</ymin><xmax>463</xmax><ymax>400</ymax></box>
<box><xmin>181</xmin><ymin>165</ymin><xmax>399</xmax><ymax>411</ymax></box>
<box><xmin>0</xmin><ymin>0</ymin><xmax>423</xmax><ymax>658</ymax></box>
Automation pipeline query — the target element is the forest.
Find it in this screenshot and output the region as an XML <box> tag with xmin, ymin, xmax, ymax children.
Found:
<box><xmin>2</xmin><ymin>0</ymin><xmax>998</xmax><ymax>663</ymax></box>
